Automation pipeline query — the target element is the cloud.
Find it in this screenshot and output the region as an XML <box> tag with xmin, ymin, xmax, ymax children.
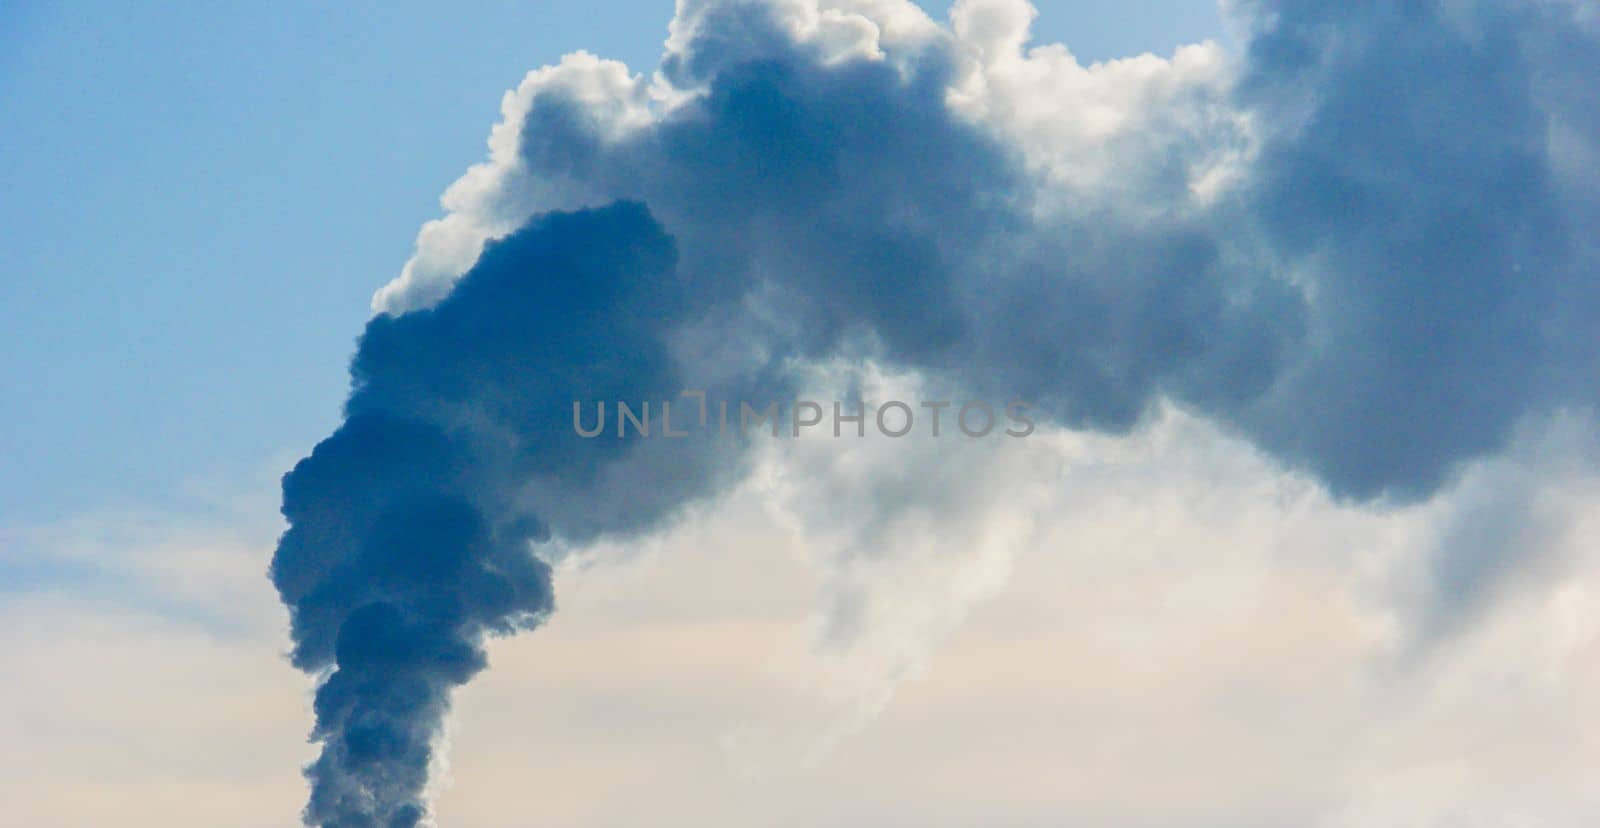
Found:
<box><xmin>377</xmin><ymin>0</ymin><xmax>1598</xmax><ymax>498</ymax></box>
<box><xmin>5</xmin><ymin>411</ymin><xmax>1599</xmax><ymax>827</ymax></box>
<box><xmin>430</xmin><ymin>409</ymin><xmax>1600</xmax><ymax>828</ymax></box>
<box><xmin>1221</xmin><ymin>0</ymin><xmax>1600</xmax><ymax>498</ymax></box>
<box><xmin>270</xmin><ymin>0</ymin><xmax>1600</xmax><ymax>822</ymax></box>
<box><xmin>0</xmin><ymin>501</ymin><xmax>309</xmax><ymax>828</ymax></box>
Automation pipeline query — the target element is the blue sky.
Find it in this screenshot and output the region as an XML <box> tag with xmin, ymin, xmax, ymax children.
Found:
<box><xmin>0</xmin><ymin>0</ymin><xmax>1221</xmax><ymax>525</ymax></box>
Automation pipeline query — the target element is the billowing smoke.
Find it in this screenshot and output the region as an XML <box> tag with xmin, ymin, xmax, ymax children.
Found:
<box><xmin>272</xmin><ymin>0</ymin><xmax>1599</xmax><ymax>823</ymax></box>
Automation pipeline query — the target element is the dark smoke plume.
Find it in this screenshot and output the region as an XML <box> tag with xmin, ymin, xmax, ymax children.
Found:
<box><xmin>273</xmin><ymin>1</ymin><xmax>1599</xmax><ymax>823</ymax></box>
<box><xmin>272</xmin><ymin>204</ymin><xmax>750</xmax><ymax>825</ymax></box>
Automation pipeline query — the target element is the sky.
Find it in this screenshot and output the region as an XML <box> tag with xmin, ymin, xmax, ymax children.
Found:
<box><xmin>4</xmin><ymin>1</ymin><xmax>1600</xmax><ymax>827</ymax></box>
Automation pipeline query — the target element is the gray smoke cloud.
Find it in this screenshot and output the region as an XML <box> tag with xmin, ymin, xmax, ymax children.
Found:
<box><xmin>273</xmin><ymin>0</ymin><xmax>1599</xmax><ymax>823</ymax></box>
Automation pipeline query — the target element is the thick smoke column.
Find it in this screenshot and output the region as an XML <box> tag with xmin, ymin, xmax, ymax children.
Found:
<box><xmin>272</xmin><ymin>204</ymin><xmax>744</xmax><ymax>825</ymax></box>
<box><xmin>274</xmin><ymin>0</ymin><xmax>1599</xmax><ymax>824</ymax></box>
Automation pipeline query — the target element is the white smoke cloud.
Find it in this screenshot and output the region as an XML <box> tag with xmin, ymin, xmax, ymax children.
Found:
<box><xmin>374</xmin><ymin>0</ymin><xmax>1251</xmax><ymax>313</ymax></box>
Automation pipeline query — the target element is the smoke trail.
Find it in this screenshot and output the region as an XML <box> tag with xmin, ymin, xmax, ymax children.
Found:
<box><xmin>271</xmin><ymin>203</ymin><xmax>755</xmax><ymax>826</ymax></box>
<box><xmin>274</xmin><ymin>0</ymin><xmax>1599</xmax><ymax>823</ymax></box>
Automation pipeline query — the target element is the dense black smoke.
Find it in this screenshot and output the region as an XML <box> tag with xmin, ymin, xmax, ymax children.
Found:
<box><xmin>273</xmin><ymin>0</ymin><xmax>1598</xmax><ymax>823</ymax></box>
